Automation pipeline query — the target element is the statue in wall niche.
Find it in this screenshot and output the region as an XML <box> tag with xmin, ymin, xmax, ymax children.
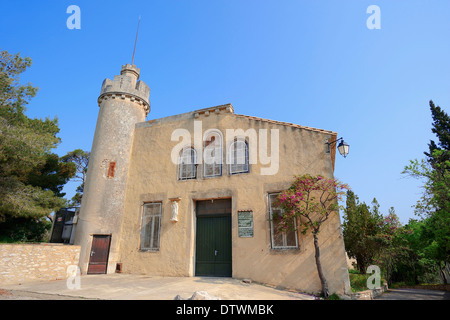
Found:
<box><xmin>170</xmin><ymin>198</ymin><xmax>180</xmax><ymax>222</ymax></box>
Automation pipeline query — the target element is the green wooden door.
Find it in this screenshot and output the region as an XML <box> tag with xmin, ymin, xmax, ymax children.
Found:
<box><xmin>195</xmin><ymin>199</ymin><xmax>232</xmax><ymax>277</ymax></box>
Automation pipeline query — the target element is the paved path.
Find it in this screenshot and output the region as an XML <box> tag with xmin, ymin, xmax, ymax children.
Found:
<box><xmin>0</xmin><ymin>274</ymin><xmax>316</xmax><ymax>300</ymax></box>
<box><xmin>375</xmin><ymin>288</ymin><xmax>450</xmax><ymax>300</ymax></box>
<box><xmin>4</xmin><ymin>274</ymin><xmax>448</xmax><ymax>301</ymax></box>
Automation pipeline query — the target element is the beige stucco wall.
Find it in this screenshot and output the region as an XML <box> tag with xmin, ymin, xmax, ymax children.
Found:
<box><xmin>116</xmin><ymin>106</ymin><xmax>351</xmax><ymax>296</ymax></box>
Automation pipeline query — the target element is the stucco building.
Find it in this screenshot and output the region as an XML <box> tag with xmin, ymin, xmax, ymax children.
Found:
<box><xmin>74</xmin><ymin>64</ymin><xmax>351</xmax><ymax>296</ymax></box>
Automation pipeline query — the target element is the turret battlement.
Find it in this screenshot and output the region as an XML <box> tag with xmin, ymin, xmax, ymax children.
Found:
<box><xmin>98</xmin><ymin>64</ymin><xmax>151</xmax><ymax>116</ymax></box>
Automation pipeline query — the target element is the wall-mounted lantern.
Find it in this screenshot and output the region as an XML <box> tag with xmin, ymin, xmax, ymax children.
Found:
<box><xmin>327</xmin><ymin>137</ymin><xmax>350</xmax><ymax>158</ymax></box>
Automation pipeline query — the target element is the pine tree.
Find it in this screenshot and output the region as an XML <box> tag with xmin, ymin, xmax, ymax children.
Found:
<box><xmin>402</xmin><ymin>100</ymin><xmax>450</xmax><ymax>282</ymax></box>
<box><xmin>0</xmin><ymin>50</ymin><xmax>75</xmax><ymax>234</ymax></box>
<box><xmin>61</xmin><ymin>149</ymin><xmax>90</xmax><ymax>206</ymax></box>
<box><xmin>342</xmin><ymin>191</ymin><xmax>384</xmax><ymax>273</ymax></box>
<box><xmin>425</xmin><ymin>100</ymin><xmax>450</xmax><ymax>166</ymax></box>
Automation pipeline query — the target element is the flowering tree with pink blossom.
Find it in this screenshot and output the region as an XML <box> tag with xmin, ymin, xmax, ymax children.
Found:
<box><xmin>276</xmin><ymin>174</ymin><xmax>350</xmax><ymax>298</ymax></box>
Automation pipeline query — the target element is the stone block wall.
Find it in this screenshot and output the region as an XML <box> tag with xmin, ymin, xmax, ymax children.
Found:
<box><xmin>349</xmin><ymin>284</ymin><xmax>388</xmax><ymax>300</ymax></box>
<box><xmin>0</xmin><ymin>243</ymin><xmax>80</xmax><ymax>285</ymax></box>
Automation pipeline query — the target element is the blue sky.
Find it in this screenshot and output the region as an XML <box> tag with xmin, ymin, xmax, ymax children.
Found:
<box><xmin>1</xmin><ymin>0</ymin><xmax>449</xmax><ymax>224</ymax></box>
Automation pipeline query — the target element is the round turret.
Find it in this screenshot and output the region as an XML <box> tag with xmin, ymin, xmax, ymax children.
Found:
<box><xmin>75</xmin><ymin>64</ymin><xmax>150</xmax><ymax>275</ymax></box>
<box><xmin>98</xmin><ymin>64</ymin><xmax>150</xmax><ymax>116</ymax></box>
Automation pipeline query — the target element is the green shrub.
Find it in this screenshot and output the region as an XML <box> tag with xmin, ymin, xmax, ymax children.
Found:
<box><xmin>326</xmin><ymin>293</ymin><xmax>341</xmax><ymax>300</ymax></box>
<box><xmin>0</xmin><ymin>217</ymin><xmax>51</xmax><ymax>243</ymax></box>
<box><xmin>349</xmin><ymin>270</ymin><xmax>386</xmax><ymax>292</ymax></box>
<box><xmin>349</xmin><ymin>273</ymin><xmax>370</xmax><ymax>292</ymax></box>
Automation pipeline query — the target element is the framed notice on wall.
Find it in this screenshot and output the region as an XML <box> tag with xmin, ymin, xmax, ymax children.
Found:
<box><xmin>238</xmin><ymin>210</ymin><xmax>254</xmax><ymax>237</ymax></box>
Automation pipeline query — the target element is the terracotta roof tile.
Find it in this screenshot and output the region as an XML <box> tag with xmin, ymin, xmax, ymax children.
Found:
<box><xmin>234</xmin><ymin>113</ymin><xmax>337</xmax><ymax>135</ymax></box>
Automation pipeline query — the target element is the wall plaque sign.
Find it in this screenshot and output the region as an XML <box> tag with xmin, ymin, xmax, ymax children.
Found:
<box><xmin>238</xmin><ymin>210</ymin><xmax>254</xmax><ymax>238</ymax></box>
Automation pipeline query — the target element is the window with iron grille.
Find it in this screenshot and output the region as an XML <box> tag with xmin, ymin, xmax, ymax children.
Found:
<box><xmin>179</xmin><ymin>147</ymin><xmax>197</xmax><ymax>180</ymax></box>
<box><xmin>268</xmin><ymin>193</ymin><xmax>298</xmax><ymax>249</ymax></box>
<box><xmin>229</xmin><ymin>140</ymin><xmax>249</xmax><ymax>174</ymax></box>
<box><xmin>140</xmin><ymin>202</ymin><xmax>162</xmax><ymax>251</ymax></box>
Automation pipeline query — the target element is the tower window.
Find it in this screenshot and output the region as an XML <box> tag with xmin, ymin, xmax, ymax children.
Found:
<box><xmin>107</xmin><ymin>161</ymin><xmax>116</xmax><ymax>178</ymax></box>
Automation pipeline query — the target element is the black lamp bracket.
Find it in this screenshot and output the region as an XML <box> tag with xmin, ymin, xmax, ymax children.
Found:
<box><xmin>326</xmin><ymin>137</ymin><xmax>344</xmax><ymax>146</ymax></box>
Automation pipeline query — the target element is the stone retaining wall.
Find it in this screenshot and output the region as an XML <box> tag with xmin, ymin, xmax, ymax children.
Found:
<box><xmin>0</xmin><ymin>243</ymin><xmax>80</xmax><ymax>285</ymax></box>
<box><xmin>349</xmin><ymin>284</ymin><xmax>388</xmax><ymax>300</ymax></box>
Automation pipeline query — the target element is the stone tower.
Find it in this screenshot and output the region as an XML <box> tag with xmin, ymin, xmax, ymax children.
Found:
<box><xmin>75</xmin><ymin>64</ymin><xmax>150</xmax><ymax>274</ymax></box>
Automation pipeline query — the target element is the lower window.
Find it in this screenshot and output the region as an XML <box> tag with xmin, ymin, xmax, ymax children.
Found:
<box><xmin>140</xmin><ymin>202</ymin><xmax>162</xmax><ymax>250</ymax></box>
<box><xmin>268</xmin><ymin>193</ymin><xmax>298</xmax><ymax>249</ymax></box>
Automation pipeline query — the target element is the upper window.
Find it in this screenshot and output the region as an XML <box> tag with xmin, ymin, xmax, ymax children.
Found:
<box><xmin>140</xmin><ymin>202</ymin><xmax>162</xmax><ymax>251</ymax></box>
<box><xmin>179</xmin><ymin>147</ymin><xmax>197</xmax><ymax>180</ymax></box>
<box><xmin>229</xmin><ymin>140</ymin><xmax>249</xmax><ymax>174</ymax></box>
<box><xmin>203</xmin><ymin>131</ymin><xmax>222</xmax><ymax>178</ymax></box>
<box><xmin>268</xmin><ymin>193</ymin><xmax>298</xmax><ymax>249</ymax></box>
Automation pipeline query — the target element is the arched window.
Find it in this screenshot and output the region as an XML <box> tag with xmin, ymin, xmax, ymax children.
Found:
<box><xmin>229</xmin><ymin>140</ymin><xmax>249</xmax><ymax>174</ymax></box>
<box><xmin>179</xmin><ymin>147</ymin><xmax>197</xmax><ymax>180</ymax></box>
<box><xmin>203</xmin><ymin>131</ymin><xmax>222</xmax><ymax>177</ymax></box>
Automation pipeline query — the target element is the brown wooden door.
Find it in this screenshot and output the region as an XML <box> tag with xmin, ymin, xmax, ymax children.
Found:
<box><xmin>87</xmin><ymin>235</ymin><xmax>111</xmax><ymax>274</ymax></box>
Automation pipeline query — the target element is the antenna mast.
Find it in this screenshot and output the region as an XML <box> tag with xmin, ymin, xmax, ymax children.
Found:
<box><xmin>131</xmin><ymin>16</ymin><xmax>141</xmax><ymax>66</ymax></box>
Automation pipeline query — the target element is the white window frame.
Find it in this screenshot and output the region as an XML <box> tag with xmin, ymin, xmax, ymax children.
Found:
<box><xmin>140</xmin><ymin>202</ymin><xmax>162</xmax><ymax>251</ymax></box>
<box><xmin>179</xmin><ymin>147</ymin><xmax>197</xmax><ymax>180</ymax></box>
<box><xmin>229</xmin><ymin>140</ymin><xmax>249</xmax><ymax>174</ymax></box>
<box><xmin>268</xmin><ymin>193</ymin><xmax>298</xmax><ymax>249</ymax></box>
<box><xmin>203</xmin><ymin>130</ymin><xmax>222</xmax><ymax>178</ymax></box>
